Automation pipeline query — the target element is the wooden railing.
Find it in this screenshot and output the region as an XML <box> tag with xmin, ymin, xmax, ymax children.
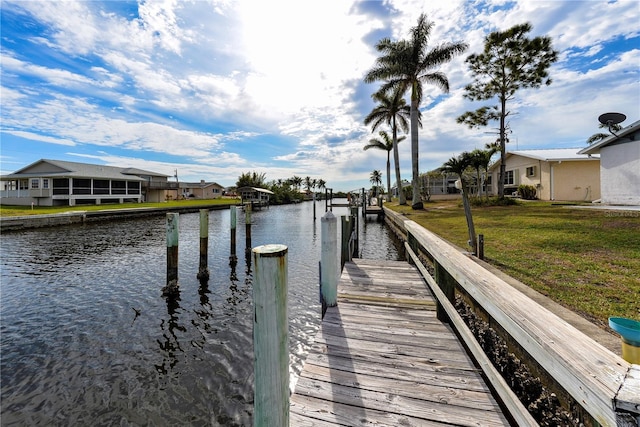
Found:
<box><xmin>384</xmin><ymin>206</ymin><xmax>639</xmax><ymax>427</ymax></box>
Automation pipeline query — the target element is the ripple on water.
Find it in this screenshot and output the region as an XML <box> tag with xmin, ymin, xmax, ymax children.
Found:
<box><xmin>1</xmin><ymin>202</ymin><xmax>401</xmax><ymax>425</ymax></box>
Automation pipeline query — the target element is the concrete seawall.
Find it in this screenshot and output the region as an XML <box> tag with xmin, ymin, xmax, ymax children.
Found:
<box><xmin>0</xmin><ymin>204</ymin><xmax>237</xmax><ymax>232</ymax></box>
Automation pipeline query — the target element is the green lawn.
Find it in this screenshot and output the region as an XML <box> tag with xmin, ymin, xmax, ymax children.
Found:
<box><xmin>0</xmin><ymin>198</ymin><xmax>240</xmax><ymax>217</ymax></box>
<box><xmin>388</xmin><ymin>199</ymin><xmax>640</xmax><ymax>328</ymax></box>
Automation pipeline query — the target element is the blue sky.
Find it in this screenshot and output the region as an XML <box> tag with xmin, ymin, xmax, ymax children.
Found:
<box><xmin>1</xmin><ymin>0</ymin><xmax>639</xmax><ymax>191</ymax></box>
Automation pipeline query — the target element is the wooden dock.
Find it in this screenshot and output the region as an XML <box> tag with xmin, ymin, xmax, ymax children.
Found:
<box><xmin>364</xmin><ymin>205</ymin><xmax>383</xmax><ymax>217</ymax></box>
<box><xmin>290</xmin><ymin>258</ymin><xmax>511</xmax><ymax>426</ymax></box>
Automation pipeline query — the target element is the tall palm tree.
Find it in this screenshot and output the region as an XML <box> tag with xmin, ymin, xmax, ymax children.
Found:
<box><xmin>365</xmin><ymin>13</ymin><xmax>467</xmax><ymax>209</ymax></box>
<box><xmin>469</xmin><ymin>149</ymin><xmax>493</xmax><ymax>197</ymax></box>
<box><xmin>441</xmin><ymin>152</ymin><xmax>476</xmax><ymax>253</ymax></box>
<box><xmin>303</xmin><ymin>176</ymin><xmax>313</xmax><ymax>194</ymax></box>
<box><xmin>363</xmin><ymin>130</ymin><xmax>407</xmax><ymax>202</ymax></box>
<box><xmin>364</xmin><ymin>87</ymin><xmax>411</xmax><ymax>204</ymax></box>
<box><xmin>370</xmin><ymin>170</ymin><xmax>382</xmax><ymax>196</ymax></box>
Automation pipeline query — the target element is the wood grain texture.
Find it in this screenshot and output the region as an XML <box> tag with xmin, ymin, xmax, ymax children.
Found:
<box><xmin>291</xmin><ymin>259</ymin><xmax>510</xmax><ymax>426</ymax></box>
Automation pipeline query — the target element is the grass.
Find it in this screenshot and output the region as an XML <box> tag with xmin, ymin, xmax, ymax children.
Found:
<box><xmin>388</xmin><ymin>199</ymin><xmax>640</xmax><ymax>328</ymax></box>
<box><xmin>0</xmin><ymin>198</ymin><xmax>240</xmax><ymax>217</ymax></box>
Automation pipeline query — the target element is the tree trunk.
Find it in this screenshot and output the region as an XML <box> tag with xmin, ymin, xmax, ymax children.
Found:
<box><xmin>498</xmin><ymin>95</ymin><xmax>507</xmax><ymax>198</ymax></box>
<box><xmin>461</xmin><ymin>187</ymin><xmax>477</xmax><ymax>253</ymax></box>
<box><xmin>410</xmin><ymin>97</ymin><xmax>422</xmax><ymax>209</ymax></box>
<box><xmin>392</xmin><ymin>117</ymin><xmax>406</xmax><ymax>205</ymax></box>
<box><xmin>386</xmin><ymin>152</ymin><xmax>392</xmax><ymax>202</ymax></box>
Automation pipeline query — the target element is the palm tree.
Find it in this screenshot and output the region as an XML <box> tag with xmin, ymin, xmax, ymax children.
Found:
<box><xmin>364</xmin><ymin>87</ymin><xmax>411</xmax><ymax>204</ymax></box>
<box><xmin>364</xmin><ymin>130</ymin><xmax>407</xmax><ymax>202</ymax></box>
<box><xmin>365</xmin><ymin>13</ymin><xmax>468</xmax><ymax>209</ymax></box>
<box><xmin>291</xmin><ymin>175</ymin><xmax>302</xmax><ymax>191</ymax></box>
<box><xmin>303</xmin><ymin>176</ymin><xmax>313</xmax><ymax>194</ymax></box>
<box><xmin>370</xmin><ymin>170</ymin><xmax>382</xmax><ymax>196</ymax></box>
<box><xmin>587</xmin><ymin>122</ymin><xmax>622</xmax><ymax>144</ymax></box>
<box><xmin>441</xmin><ymin>153</ymin><xmax>477</xmax><ymax>253</ymax></box>
<box><xmin>469</xmin><ymin>149</ymin><xmax>494</xmax><ymax>197</ymax></box>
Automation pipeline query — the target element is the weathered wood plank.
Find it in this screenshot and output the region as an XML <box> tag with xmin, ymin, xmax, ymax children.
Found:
<box><xmin>301</xmin><ymin>352</ymin><xmax>487</xmax><ymax>390</ymax></box>
<box><xmin>294</xmin><ymin>378</ymin><xmax>509</xmax><ymax>426</ymax></box>
<box><xmin>405</xmin><ymin>221</ymin><xmax>631</xmax><ymax>427</ymax></box>
<box><xmin>290</xmin><ymin>394</ymin><xmax>451</xmax><ymax>426</ymax></box>
<box><xmin>298</xmin><ymin>363</ymin><xmax>500</xmax><ymax>411</ymax></box>
<box><xmin>292</xmin><ymin>259</ymin><xmax>511</xmax><ymax>426</ymax></box>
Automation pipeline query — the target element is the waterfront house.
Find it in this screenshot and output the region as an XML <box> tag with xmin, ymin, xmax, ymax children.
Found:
<box><xmin>0</xmin><ymin>159</ymin><xmax>173</xmax><ymax>206</ymax></box>
<box><xmin>487</xmin><ymin>149</ymin><xmax>601</xmax><ymax>201</ymax></box>
<box><xmin>237</xmin><ymin>186</ymin><xmax>274</xmax><ymax>209</ymax></box>
<box><xmin>578</xmin><ymin>119</ymin><xmax>640</xmax><ymax>205</ymax></box>
<box><xmin>181</xmin><ymin>180</ymin><xmax>225</xmax><ymax>199</ymax></box>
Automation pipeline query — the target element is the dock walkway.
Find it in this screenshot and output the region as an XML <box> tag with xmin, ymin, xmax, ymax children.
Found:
<box><xmin>290</xmin><ymin>258</ymin><xmax>511</xmax><ymax>426</ymax></box>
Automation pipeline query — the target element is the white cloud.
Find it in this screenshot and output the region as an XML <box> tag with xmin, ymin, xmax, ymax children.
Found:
<box><xmin>1</xmin><ymin>0</ymin><xmax>638</xmax><ymax>190</ymax></box>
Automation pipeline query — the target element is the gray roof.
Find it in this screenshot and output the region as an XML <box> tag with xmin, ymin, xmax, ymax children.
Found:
<box><xmin>579</xmin><ymin>119</ymin><xmax>640</xmax><ymax>155</ymax></box>
<box><xmin>1</xmin><ymin>159</ymin><xmax>167</xmax><ymax>181</ymax></box>
<box><xmin>181</xmin><ymin>181</ymin><xmax>224</xmax><ymax>188</ymax></box>
<box><xmin>489</xmin><ymin>148</ymin><xmax>599</xmax><ymax>171</ymax></box>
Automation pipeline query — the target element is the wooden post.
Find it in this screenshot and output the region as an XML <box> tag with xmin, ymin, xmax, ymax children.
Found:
<box><xmin>252</xmin><ymin>244</ymin><xmax>289</xmax><ymax>427</ymax></box>
<box><xmin>350</xmin><ymin>206</ymin><xmax>359</xmax><ymax>258</ymax></box>
<box><xmin>434</xmin><ymin>261</ymin><xmax>456</xmax><ymax>323</ymax></box>
<box><xmin>163</xmin><ymin>213</ymin><xmax>179</xmax><ymax>296</ymax></box>
<box><xmin>340</xmin><ymin>215</ymin><xmax>352</xmax><ymax>268</ymax></box>
<box><xmin>197</xmin><ymin>209</ymin><xmax>210</xmax><ymax>281</ymax></box>
<box><xmin>329</xmin><ymin>189</ymin><xmax>333</xmax><ymax>211</ymax></box>
<box><xmin>325</xmin><ymin>188</ymin><xmax>328</xmax><ymax>212</ymax></box>
<box><xmin>361</xmin><ymin>188</ymin><xmax>366</xmax><ymax>218</ymax></box>
<box><xmin>320</xmin><ymin>211</ymin><xmax>338</xmax><ymax>317</ymax></box>
<box><xmin>478</xmin><ymin>234</ymin><xmax>484</xmax><ymax>260</ymax></box>
<box><xmin>230</xmin><ymin>205</ymin><xmax>237</xmax><ymax>262</ymax></box>
<box><xmin>245</xmin><ymin>204</ymin><xmax>252</xmax><ymax>252</ymax></box>
<box><xmin>313</xmin><ymin>192</ymin><xmax>316</xmax><ymax>221</ymax></box>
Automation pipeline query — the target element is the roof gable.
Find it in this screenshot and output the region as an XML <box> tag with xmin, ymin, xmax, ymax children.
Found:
<box><xmin>2</xmin><ymin>159</ymin><xmax>158</xmax><ymax>181</ymax></box>
<box><xmin>13</xmin><ymin>159</ymin><xmax>71</xmax><ymax>175</ymax></box>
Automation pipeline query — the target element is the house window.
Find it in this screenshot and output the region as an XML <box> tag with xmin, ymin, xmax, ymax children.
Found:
<box><xmin>505</xmin><ymin>170</ymin><xmax>514</xmax><ymax>185</ymax></box>
<box><xmin>93</xmin><ymin>179</ymin><xmax>110</xmax><ymax>195</ymax></box>
<box><xmin>127</xmin><ymin>181</ymin><xmax>140</xmax><ymax>194</ymax></box>
<box><xmin>42</xmin><ymin>179</ymin><xmax>49</xmax><ymax>189</ymax></box>
<box><xmin>526</xmin><ymin>166</ymin><xmax>536</xmax><ymax>177</ymax></box>
<box><xmin>72</xmin><ymin>178</ymin><xmax>91</xmax><ymax>195</ymax></box>
<box><xmin>31</xmin><ymin>179</ymin><xmax>39</xmax><ymax>189</ymax></box>
<box><xmin>112</xmin><ymin>180</ymin><xmax>126</xmax><ymax>194</ymax></box>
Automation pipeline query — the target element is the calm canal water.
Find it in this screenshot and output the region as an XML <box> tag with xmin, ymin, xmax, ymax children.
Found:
<box><xmin>1</xmin><ymin>201</ymin><xmax>403</xmax><ymax>426</ymax></box>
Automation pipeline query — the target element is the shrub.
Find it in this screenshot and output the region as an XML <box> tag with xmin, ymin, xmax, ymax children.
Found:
<box><xmin>518</xmin><ymin>185</ymin><xmax>537</xmax><ymax>200</ymax></box>
<box><xmin>470</xmin><ymin>196</ymin><xmax>519</xmax><ymax>207</ymax></box>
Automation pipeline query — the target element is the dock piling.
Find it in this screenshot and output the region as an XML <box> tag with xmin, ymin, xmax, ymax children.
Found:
<box><xmin>252</xmin><ymin>244</ymin><xmax>289</xmax><ymax>427</ymax></box>
<box><xmin>163</xmin><ymin>213</ymin><xmax>179</xmax><ymax>296</ymax></box>
<box><xmin>350</xmin><ymin>206</ymin><xmax>359</xmax><ymax>258</ymax></box>
<box><xmin>197</xmin><ymin>209</ymin><xmax>210</xmax><ymax>282</ymax></box>
<box><xmin>245</xmin><ymin>204</ymin><xmax>252</xmax><ymax>252</ymax></box>
<box><xmin>230</xmin><ymin>205</ymin><xmax>237</xmax><ymax>262</ymax></box>
<box><xmin>340</xmin><ymin>215</ymin><xmax>352</xmax><ymax>268</ymax></box>
<box><xmin>320</xmin><ymin>211</ymin><xmax>338</xmax><ymax>317</ymax></box>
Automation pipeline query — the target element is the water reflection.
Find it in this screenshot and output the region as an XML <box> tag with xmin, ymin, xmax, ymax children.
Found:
<box><xmin>156</xmin><ymin>295</ymin><xmax>185</xmax><ymax>375</ymax></box>
<box><xmin>1</xmin><ymin>201</ymin><xmax>400</xmax><ymax>425</ymax></box>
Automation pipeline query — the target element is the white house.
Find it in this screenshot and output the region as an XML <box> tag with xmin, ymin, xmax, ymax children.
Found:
<box><xmin>578</xmin><ymin>119</ymin><xmax>640</xmax><ymax>205</ymax></box>
<box><xmin>1</xmin><ymin>159</ymin><xmax>172</xmax><ymax>206</ymax></box>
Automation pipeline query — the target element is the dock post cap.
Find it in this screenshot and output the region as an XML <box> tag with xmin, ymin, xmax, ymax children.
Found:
<box><xmin>322</xmin><ymin>211</ymin><xmax>336</xmax><ymax>220</ymax></box>
<box><xmin>252</xmin><ymin>244</ymin><xmax>288</xmax><ymax>257</ymax></box>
